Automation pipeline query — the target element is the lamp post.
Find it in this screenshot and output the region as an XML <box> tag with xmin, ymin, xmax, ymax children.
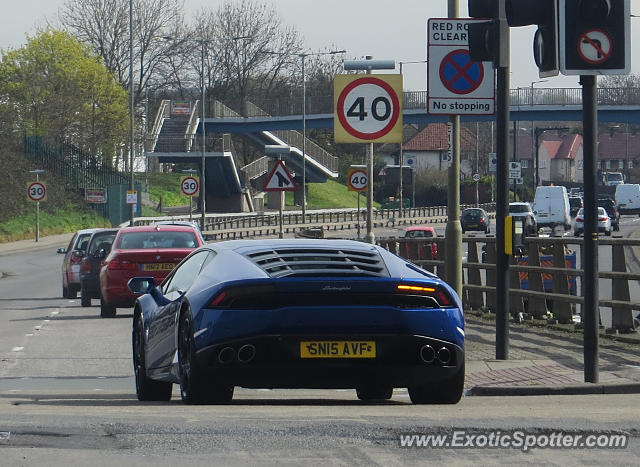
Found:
<box><xmin>397</xmin><ymin>60</ymin><xmax>427</xmax><ymax>210</ymax></box>
<box><xmin>163</xmin><ymin>35</ymin><xmax>251</xmax><ymax>233</ymax></box>
<box><xmin>129</xmin><ymin>0</ymin><xmax>135</xmax><ymax>226</ymax></box>
<box><xmin>530</xmin><ymin>80</ymin><xmax>547</xmax><ymax>194</ymax></box>
<box><xmin>264</xmin><ymin>49</ymin><xmax>346</xmax><ymax>220</ymax></box>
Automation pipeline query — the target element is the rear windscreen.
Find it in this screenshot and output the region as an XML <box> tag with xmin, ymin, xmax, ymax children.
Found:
<box><xmin>118</xmin><ymin>231</ymin><xmax>197</xmax><ymax>249</ymax></box>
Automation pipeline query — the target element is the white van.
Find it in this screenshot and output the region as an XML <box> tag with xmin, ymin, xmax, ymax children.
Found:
<box><xmin>615</xmin><ymin>184</ymin><xmax>640</xmax><ymax>215</ymax></box>
<box><xmin>533</xmin><ymin>186</ymin><xmax>571</xmax><ymax>229</ymax></box>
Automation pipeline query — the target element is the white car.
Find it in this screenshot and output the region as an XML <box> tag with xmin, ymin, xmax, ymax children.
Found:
<box><xmin>508</xmin><ymin>202</ymin><xmax>537</xmax><ymax>236</ymax></box>
<box><xmin>574</xmin><ymin>207</ymin><xmax>612</xmax><ymax>237</ymax></box>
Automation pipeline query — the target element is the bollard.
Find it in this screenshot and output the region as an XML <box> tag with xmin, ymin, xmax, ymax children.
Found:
<box><xmin>611</xmin><ymin>239</ymin><xmax>635</xmax><ymax>332</ymax></box>
<box><xmin>485</xmin><ymin>238</ymin><xmax>496</xmax><ymax>312</ymax></box>
<box><xmin>509</xmin><ymin>254</ymin><xmax>525</xmax><ymax>321</ymax></box>
<box><xmin>466</xmin><ymin>239</ymin><xmax>484</xmax><ymax>310</ymax></box>
<box><xmin>526</xmin><ymin>240</ymin><xmax>549</xmax><ymax>319</ymax></box>
<box><xmin>552</xmin><ymin>243</ymin><xmax>572</xmax><ymax>324</ymax></box>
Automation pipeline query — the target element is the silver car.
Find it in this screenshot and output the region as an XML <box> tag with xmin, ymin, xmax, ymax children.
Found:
<box><xmin>508</xmin><ymin>202</ymin><xmax>537</xmax><ymax>236</ymax></box>
<box><xmin>574</xmin><ymin>207</ymin><xmax>612</xmax><ymax>237</ymax></box>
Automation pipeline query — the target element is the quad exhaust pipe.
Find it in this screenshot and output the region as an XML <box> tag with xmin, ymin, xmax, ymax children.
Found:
<box><xmin>217</xmin><ymin>347</ymin><xmax>235</xmax><ymax>364</ymax></box>
<box><xmin>237</xmin><ymin>344</ymin><xmax>256</xmax><ymax>363</ymax></box>
<box><xmin>419</xmin><ymin>345</ymin><xmax>451</xmax><ymax>365</ymax></box>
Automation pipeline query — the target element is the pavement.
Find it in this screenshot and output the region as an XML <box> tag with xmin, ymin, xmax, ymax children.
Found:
<box><xmin>1</xmin><ymin>232</ymin><xmax>640</xmax><ymax>396</ymax></box>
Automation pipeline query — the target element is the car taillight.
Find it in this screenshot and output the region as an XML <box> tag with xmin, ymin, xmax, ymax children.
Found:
<box><xmin>479</xmin><ymin>218</ymin><xmax>485</xmax><ymax>223</ymax></box>
<box><xmin>431</xmin><ymin>243</ymin><xmax>438</xmax><ymax>257</ymax></box>
<box><xmin>599</xmin><ymin>216</ymin><xmax>607</xmax><ymax>222</ymax></box>
<box><xmin>576</xmin><ymin>217</ymin><xmax>584</xmax><ymax>222</ymax></box>
<box><xmin>396</xmin><ymin>284</ymin><xmax>452</xmax><ymax>307</ymax></box>
<box><xmin>107</xmin><ymin>259</ymin><xmax>137</xmax><ymax>270</ymax></box>
<box><xmin>80</xmin><ymin>261</ymin><xmax>91</xmax><ymax>274</ymax></box>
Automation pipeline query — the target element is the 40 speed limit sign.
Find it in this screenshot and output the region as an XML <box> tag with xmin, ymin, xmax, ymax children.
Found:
<box><xmin>180</xmin><ymin>176</ymin><xmax>199</xmax><ymax>197</ymax></box>
<box><xmin>334</xmin><ymin>74</ymin><xmax>403</xmax><ymax>143</ymax></box>
<box><xmin>27</xmin><ymin>181</ymin><xmax>47</xmax><ymax>202</ymax></box>
<box><xmin>347</xmin><ymin>168</ymin><xmax>368</xmax><ymax>191</ymax></box>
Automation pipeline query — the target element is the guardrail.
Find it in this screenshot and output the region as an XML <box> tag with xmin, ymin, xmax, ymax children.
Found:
<box><xmin>377</xmin><ymin>235</ymin><xmax>639</xmax><ymax>333</ymax></box>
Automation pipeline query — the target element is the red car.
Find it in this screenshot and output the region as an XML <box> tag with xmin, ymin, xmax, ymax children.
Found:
<box><xmin>98</xmin><ymin>224</ymin><xmax>203</xmax><ymax>318</ymax></box>
<box><xmin>403</xmin><ymin>226</ymin><xmax>438</xmax><ymax>258</ymax></box>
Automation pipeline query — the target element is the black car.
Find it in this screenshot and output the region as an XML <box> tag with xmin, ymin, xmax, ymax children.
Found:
<box><xmin>460</xmin><ymin>208</ymin><xmax>490</xmax><ymax>234</ymax></box>
<box><xmin>598</xmin><ymin>197</ymin><xmax>620</xmax><ymax>231</ymax></box>
<box><xmin>79</xmin><ymin>228</ymin><xmax>119</xmax><ymax>307</ymax></box>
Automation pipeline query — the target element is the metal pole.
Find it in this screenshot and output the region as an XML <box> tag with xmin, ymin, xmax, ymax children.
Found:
<box><xmin>535</xmin><ymin>129</ymin><xmax>540</xmax><ymax>187</ymax></box>
<box><xmin>301</xmin><ymin>54</ymin><xmax>307</xmax><ymax>221</ymax></box>
<box><xmin>201</xmin><ymin>41</ymin><xmax>207</xmax><ymax>233</ymax></box>
<box><xmin>129</xmin><ymin>0</ymin><xmax>135</xmax><ymax>226</ymax></box>
<box><xmin>365</xmin><ymin>56</ymin><xmax>375</xmax><ymax>245</ymax></box>
<box><xmin>399</xmin><ymin>62</ymin><xmax>403</xmax><ymax>215</ymax></box>
<box><xmin>495</xmin><ymin>66</ymin><xmax>511</xmax><ymax>358</ymax></box>
<box><xmin>581</xmin><ymin>74</ymin><xmax>599</xmax><ymax>383</ymax></box>
<box><xmin>35</xmin><ymin>172</ymin><xmax>40</xmax><ymax>242</ymax></box>
<box><xmin>445</xmin><ymin>0</ymin><xmax>462</xmax><ymax>298</ymax></box>
<box><xmin>279</xmin><ymin>156</ymin><xmax>284</xmax><ymax>239</ymax></box>
<box><xmin>476</xmin><ymin>121</ymin><xmax>479</xmax><ymax>207</ymax></box>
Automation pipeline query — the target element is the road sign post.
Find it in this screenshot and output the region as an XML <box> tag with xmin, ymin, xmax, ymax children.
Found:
<box><xmin>27</xmin><ymin>170</ymin><xmax>46</xmax><ymax>242</ymax></box>
<box><xmin>263</xmin><ymin>154</ymin><xmax>297</xmax><ymax>239</ymax></box>
<box><xmin>180</xmin><ymin>173</ymin><xmax>199</xmax><ymax>222</ymax></box>
<box><xmin>348</xmin><ymin>165</ymin><xmax>368</xmax><ymax>240</ymax></box>
<box><xmin>335</xmin><ymin>66</ymin><xmax>400</xmax><ymax>244</ymax></box>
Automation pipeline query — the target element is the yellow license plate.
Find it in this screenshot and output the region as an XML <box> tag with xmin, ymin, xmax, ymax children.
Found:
<box><xmin>142</xmin><ymin>263</ymin><xmax>175</xmax><ymax>271</ymax></box>
<box><xmin>300</xmin><ymin>341</ymin><xmax>376</xmax><ymax>358</ymax></box>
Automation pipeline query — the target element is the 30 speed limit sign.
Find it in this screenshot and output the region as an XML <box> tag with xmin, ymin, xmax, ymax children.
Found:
<box><xmin>180</xmin><ymin>176</ymin><xmax>199</xmax><ymax>197</ymax></box>
<box><xmin>334</xmin><ymin>74</ymin><xmax>403</xmax><ymax>143</ymax></box>
<box><xmin>27</xmin><ymin>181</ymin><xmax>47</xmax><ymax>202</ymax></box>
<box><xmin>347</xmin><ymin>168</ymin><xmax>368</xmax><ymax>191</ymax></box>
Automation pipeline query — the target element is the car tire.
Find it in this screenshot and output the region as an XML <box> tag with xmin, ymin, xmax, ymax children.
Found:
<box><xmin>356</xmin><ymin>386</ymin><xmax>393</xmax><ymax>401</ymax></box>
<box><xmin>605</xmin><ymin>228</ymin><xmax>612</xmax><ymax>236</ymax></box>
<box><xmin>68</xmin><ymin>285</ymin><xmax>78</xmax><ymax>299</ymax></box>
<box><xmin>178</xmin><ymin>310</ymin><xmax>233</xmax><ymax>405</ymax></box>
<box><xmin>408</xmin><ymin>361</ymin><xmax>464</xmax><ymax>405</ymax></box>
<box><xmin>614</xmin><ymin>223</ymin><xmax>620</xmax><ymax>232</ymax></box>
<box><xmin>133</xmin><ymin>314</ymin><xmax>172</xmax><ymax>401</ymax></box>
<box><xmin>62</xmin><ymin>285</ymin><xmax>69</xmax><ymax>299</ymax></box>
<box><xmin>81</xmin><ymin>289</ymin><xmax>91</xmax><ymax>307</ymax></box>
<box><xmin>100</xmin><ymin>296</ymin><xmax>116</xmax><ymax>318</ymax></box>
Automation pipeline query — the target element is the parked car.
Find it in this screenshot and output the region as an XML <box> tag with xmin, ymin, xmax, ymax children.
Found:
<box><xmin>460</xmin><ymin>208</ymin><xmax>490</xmax><ymax>233</ymax></box>
<box><xmin>508</xmin><ymin>202</ymin><xmax>537</xmax><ymax>236</ymax></box>
<box><xmin>574</xmin><ymin>207</ymin><xmax>612</xmax><ymax>237</ymax></box>
<box><xmin>615</xmin><ymin>183</ymin><xmax>640</xmax><ymax>215</ymax></box>
<box><xmin>403</xmin><ymin>226</ymin><xmax>438</xmax><ymax>257</ymax></box>
<box><xmin>99</xmin><ymin>224</ymin><xmax>203</xmax><ymax>318</ymax></box>
<box><xmin>57</xmin><ymin>228</ymin><xmax>102</xmax><ymax>299</ymax></box>
<box><xmin>533</xmin><ymin>185</ymin><xmax>571</xmax><ymax>230</ymax></box>
<box><xmin>79</xmin><ymin>228</ymin><xmax>120</xmax><ymax>307</ymax></box>
<box><xmin>128</xmin><ymin>239</ymin><xmax>465</xmax><ymax>404</ymax></box>
<box><xmin>597</xmin><ymin>197</ymin><xmax>620</xmax><ymax>231</ymax></box>
<box><xmin>568</xmin><ymin>196</ymin><xmax>583</xmax><ymax>217</ymax></box>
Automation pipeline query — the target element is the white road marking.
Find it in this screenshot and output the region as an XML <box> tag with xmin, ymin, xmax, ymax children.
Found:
<box><xmin>11</xmin><ymin>347</ymin><xmax>24</xmax><ymax>352</ymax></box>
<box><xmin>25</xmin><ymin>333</ymin><xmax>33</xmax><ymax>337</ymax></box>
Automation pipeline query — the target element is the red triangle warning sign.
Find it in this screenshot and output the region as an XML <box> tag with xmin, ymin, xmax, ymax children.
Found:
<box><xmin>262</xmin><ymin>160</ymin><xmax>298</xmax><ymax>191</ymax></box>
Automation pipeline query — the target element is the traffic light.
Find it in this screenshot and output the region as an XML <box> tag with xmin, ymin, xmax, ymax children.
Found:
<box><xmin>507</xmin><ymin>0</ymin><xmax>559</xmax><ymax>77</ymax></box>
<box><xmin>468</xmin><ymin>0</ymin><xmax>559</xmax><ymax>76</ymax></box>
<box><xmin>560</xmin><ymin>0</ymin><xmax>630</xmax><ymax>75</ymax></box>
<box><xmin>467</xmin><ymin>0</ymin><xmax>509</xmax><ymax>67</ymax></box>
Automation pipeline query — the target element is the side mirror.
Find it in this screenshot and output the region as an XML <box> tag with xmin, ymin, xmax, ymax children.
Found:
<box><xmin>128</xmin><ymin>277</ymin><xmax>156</xmax><ymax>295</ymax></box>
<box><xmin>71</xmin><ymin>250</ymin><xmax>85</xmax><ymax>258</ymax></box>
<box><xmin>94</xmin><ymin>248</ymin><xmax>108</xmax><ymax>259</ymax></box>
<box><xmin>57</xmin><ymin>248</ymin><xmax>67</xmax><ymax>254</ymax></box>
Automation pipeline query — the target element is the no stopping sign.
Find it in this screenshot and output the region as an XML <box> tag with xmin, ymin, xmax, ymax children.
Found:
<box><xmin>334</xmin><ymin>74</ymin><xmax>403</xmax><ymax>143</ymax></box>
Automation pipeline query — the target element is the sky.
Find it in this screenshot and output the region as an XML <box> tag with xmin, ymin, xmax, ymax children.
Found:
<box><xmin>2</xmin><ymin>0</ymin><xmax>638</xmax><ymax>92</ymax></box>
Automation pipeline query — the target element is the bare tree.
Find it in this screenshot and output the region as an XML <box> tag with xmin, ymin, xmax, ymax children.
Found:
<box><xmin>207</xmin><ymin>0</ymin><xmax>303</xmax><ymax>115</ymax></box>
<box><xmin>59</xmin><ymin>0</ymin><xmax>188</xmax><ymax>103</ymax></box>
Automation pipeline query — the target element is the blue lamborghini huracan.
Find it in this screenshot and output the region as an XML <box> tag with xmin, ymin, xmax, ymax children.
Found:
<box><xmin>129</xmin><ymin>239</ymin><xmax>465</xmax><ymax>404</ymax></box>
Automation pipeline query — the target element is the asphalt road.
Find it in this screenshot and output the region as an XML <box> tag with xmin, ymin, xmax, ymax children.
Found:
<box><xmin>1</xmin><ymin>233</ymin><xmax>639</xmax><ymax>464</ymax></box>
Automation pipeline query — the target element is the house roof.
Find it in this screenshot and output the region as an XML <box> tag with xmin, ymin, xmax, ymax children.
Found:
<box><xmin>403</xmin><ymin>123</ymin><xmax>475</xmax><ymax>152</ymax></box>
<box><xmin>597</xmin><ymin>133</ymin><xmax>640</xmax><ymax>160</ymax></box>
<box><xmin>553</xmin><ymin>134</ymin><xmax>582</xmax><ymax>160</ymax></box>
